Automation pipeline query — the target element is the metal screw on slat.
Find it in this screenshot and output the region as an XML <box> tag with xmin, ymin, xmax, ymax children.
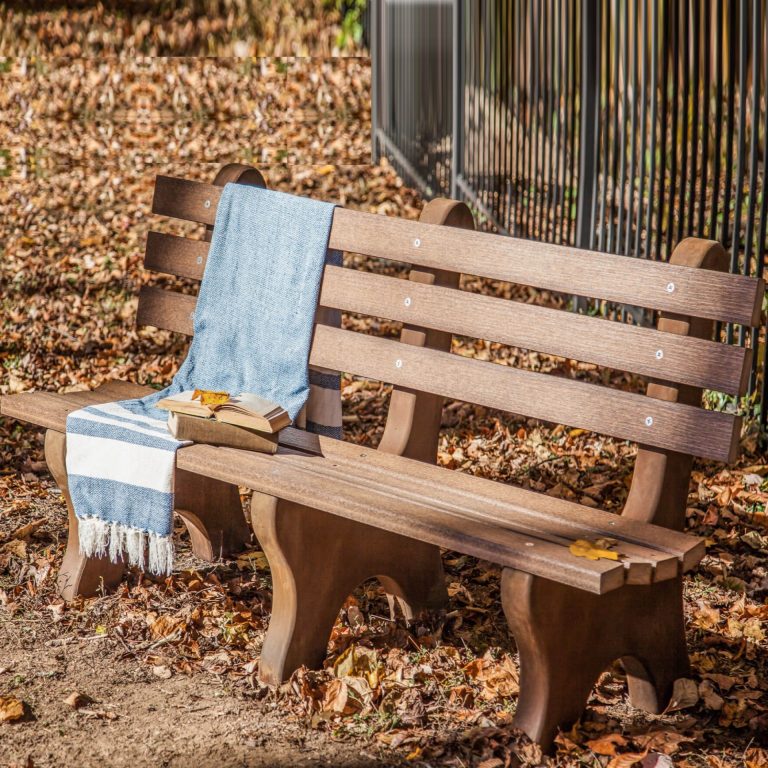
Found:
<box><xmin>196</xmin><ymin>256</ymin><xmax>203</xmax><ymax>265</ymax></box>
<box><xmin>666</xmin><ymin>282</ymin><xmax>675</xmax><ymax>293</ymax></box>
<box><xmin>413</xmin><ymin>238</ymin><xmax>421</xmax><ymax>248</ymax></box>
<box><xmin>203</xmin><ymin>199</ymin><xmax>211</xmax><ymax>209</ymax></box>
<box><xmin>395</xmin><ymin>359</ymin><xmax>403</xmax><ymax>368</ymax></box>
<box><xmin>404</xmin><ymin>296</ymin><xmax>412</xmax><ymax>307</ymax></box>
<box><xmin>525</xmin><ymin>542</ymin><xmax>534</xmax><ymax>547</ymax></box>
<box><xmin>655</xmin><ymin>349</ymin><xmax>664</xmax><ymax>360</ymax></box>
<box><xmin>645</xmin><ymin>416</ymin><xmax>654</xmax><ymax>427</ymax></box>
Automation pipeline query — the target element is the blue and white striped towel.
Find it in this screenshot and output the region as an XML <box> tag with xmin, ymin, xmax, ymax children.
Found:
<box><xmin>65</xmin><ymin>183</ymin><xmax>341</xmax><ymax>575</ymax></box>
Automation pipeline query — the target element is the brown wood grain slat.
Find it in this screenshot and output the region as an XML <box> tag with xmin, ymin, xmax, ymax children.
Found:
<box><xmin>0</xmin><ymin>389</ymin><xmax>324</xmax><ymax>458</ymax></box>
<box><xmin>2</xmin><ymin>388</ymin><xmax>697</xmax><ymax>583</ymax></box>
<box><xmin>243</xmin><ymin>446</ymin><xmax>671</xmax><ymax>585</ymax></box>
<box><xmin>310</xmin><ymin>325</ymin><xmax>740</xmax><ymax>463</ymax></box>
<box><xmin>134</xmin><ymin>286</ymin><xmax>739</xmax><ymax>462</ymax></box>
<box><xmin>136</xmin><ymin>286</ymin><xmax>198</xmax><ymax>335</ymax></box>
<box><xmin>143</xmin><ymin>233</ymin><xmax>749</xmax><ymax>395</ymax></box>
<box><xmin>0</xmin><ymin>382</ymin><xmax>154</xmax><ymax>430</ymax></box>
<box><xmin>315</xmin><ymin>437</ymin><xmax>703</xmax><ymax>572</ymax></box>
<box><xmin>1</xmin><ymin>387</ymin><xmax>697</xmax><ymax>581</ymax></box>
<box><xmin>175</xmin><ymin>442</ymin><xmax>627</xmax><ymax>594</ymax></box>
<box><xmin>151</xmin><ymin>175</ymin><xmax>764</xmax><ymax>326</ymax></box>
<box><xmin>145</xmin><ymin>231</ymin><xmax>210</xmax><ymax>279</ymax></box>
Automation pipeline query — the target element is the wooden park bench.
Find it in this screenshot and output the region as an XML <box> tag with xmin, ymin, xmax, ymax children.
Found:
<box><xmin>2</xmin><ymin>163</ymin><xmax>763</xmax><ymax>749</ymax></box>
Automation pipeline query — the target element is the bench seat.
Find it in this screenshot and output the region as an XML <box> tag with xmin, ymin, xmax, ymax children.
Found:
<box><xmin>2</xmin><ymin>382</ymin><xmax>703</xmax><ymax>595</ymax></box>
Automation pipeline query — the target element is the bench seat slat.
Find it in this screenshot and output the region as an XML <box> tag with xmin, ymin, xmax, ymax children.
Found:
<box><xmin>2</xmin><ymin>390</ymin><xmax>704</xmax><ymax>583</ymax></box>
<box><xmin>144</xmin><ymin>232</ymin><xmax>749</xmax><ymax>395</ymax></box>
<box><xmin>176</xmin><ymin>442</ymin><xmax>627</xmax><ymax>594</ymax></box>
<box><xmin>0</xmin><ymin>388</ymin><xmax>702</xmax><ymax>580</ymax></box>
<box><xmin>135</xmin><ymin>287</ymin><xmax>740</xmax><ymax>462</ymax></box>
<box><xmin>151</xmin><ymin>176</ymin><xmax>764</xmax><ymax>326</ymax></box>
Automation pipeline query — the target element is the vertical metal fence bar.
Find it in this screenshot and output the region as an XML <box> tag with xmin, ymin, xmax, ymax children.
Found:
<box><xmin>678</xmin><ymin>0</ymin><xmax>690</xmax><ymax>244</ymax></box>
<box><xmin>566</xmin><ymin>0</ymin><xmax>578</xmax><ymax>245</ymax></box>
<box><xmin>646</xmin><ymin>0</ymin><xmax>659</xmax><ymax>258</ymax></box>
<box><xmin>711</xmin><ymin>0</ymin><xmax>724</xmax><ymax>242</ymax></box>
<box><xmin>598</xmin><ymin>0</ymin><xmax>610</xmax><ymax>251</ymax></box>
<box><xmin>759</xmin><ymin>2</ymin><xmax>768</xmax><ymax>424</ymax></box>
<box><xmin>722</xmin><ymin>0</ymin><xmax>738</xmax><ymax>252</ymax></box>
<box><xmin>688</xmin><ymin>0</ymin><xmax>700</xmax><ymax>236</ymax></box>
<box><xmin>655</xmin><ymin>2</ymin><xmax>669</xmax><ymax>260</ymax></box>
<box><xmin>451</xmin><ymin>0</ymin><xmax>462</xmax><ymax>199</ymax></box>
<box><xmin>636</xmin><ymin>0</ymin><xmax>649</xmax><ymax>256</ymax></box>
<box><xmin>698</xmin><ymin>0</ymin><xmax>711</xmax><ymax>237</ymax></box>
<box><xmin>729</xmin><ymin>0</ymin><xmax>749</xmax><ymax>344</ymax></box>
<box><xmin>666</xmin><ymin>1</ymin><xmax>679</xmax><ymax>259</ymax></box>
<box><xmin>617</xmin><ymin>0</ymin><xmax>630</xmax><ymax>257</ymax></box>
<box><xmin>625</xmin><ymin>0</ymin><xmax>638</xmax><ymax>257</ymax></box>
<box><xmin>607</xmin><ymin>3</ymin><xmax>620</xmax><ymax>253</ymax></box>
<box><xmin>577</xmin><ymin>0</ymin><xmax>600</xmax><ymax>251</ymax></box>
<box><xmin>742</xmin><ymin>0</ymin><xmax>760</xmax><ymax>349</ymax></box>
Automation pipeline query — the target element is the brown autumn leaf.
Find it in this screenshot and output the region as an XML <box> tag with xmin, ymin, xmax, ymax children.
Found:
<box><xmin>586</xmin><ymin>733</ymin><xmax>629</xmax><ymax>756</ymax></box>
<box><xmin>0</xmin><ymin>696</ymin><xmax>26</xmax><ymax>723</ymax></box>
<box><xmin>664</xmin><ymin>678</ymin><xmax>699</xmax><ymax>713</ymax></box>
<box><xmin>10</xmin><ymin>519</ymin><xmax>45</xmax><ymax>540</ymax></box>
<box><xmin>63</xmin><ymin>691</ymin><xmax>93</xmax><ymax>709</ymax></box>
<box><xmin>606</xmin><ymin>752</ymin><xmax>649</xmax><ymax>768</ymax></box>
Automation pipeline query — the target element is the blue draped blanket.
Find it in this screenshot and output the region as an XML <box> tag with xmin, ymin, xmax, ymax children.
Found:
<box><xmin>65</xmin><ymin>183</ymin><xmax>340</xmax><ymax>575</ymax></box>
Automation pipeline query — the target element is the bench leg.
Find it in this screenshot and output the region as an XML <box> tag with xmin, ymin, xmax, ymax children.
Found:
<box><xmin>45</xmin><ymin>430</ymin><xmax>126</xmax><ymax>601</ymax></box>
<box><xmin>501</xmin><ymin>569</ymin><xmax>689</xmax><ymax>752</ymax></box>
<box><xmin>174</xmin><ymin>468</ymin><xmax>250</xmax><ymax>561</ymax></box>
<box><xmin>252</xmin><ymin>494</ymin><xmax>447</xmax><ymax>685</ymax></box>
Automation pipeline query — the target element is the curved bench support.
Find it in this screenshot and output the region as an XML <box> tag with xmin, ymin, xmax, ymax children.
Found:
<box><xmin>45</xmin><ymin>429</ymin><xmax>127</xmax><ymax>601</ymax></box>
<box><xmin>502</xmin><ymin>239</ymin><xmax>730</xmax><ymax>750</ymax></box>
<box><xmin>254</xmin><ymin>495</ymin><xmax>446</xmax><ymax>686</ymax></box>
<box><xmin>502</xmin><ymin>569</ymin><xmax>689</xmax><ymax>751</ymax></box>
<box><xmin>46</xmin><ymin>429</ymin><xmax>251</xmax><ymax>600</ymax></box>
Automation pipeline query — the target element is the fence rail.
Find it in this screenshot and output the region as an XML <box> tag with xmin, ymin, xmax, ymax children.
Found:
<box><xmin>370</xmin><ymin>0</ymin><xmax>768</xmax><ymax>427</ymax></box>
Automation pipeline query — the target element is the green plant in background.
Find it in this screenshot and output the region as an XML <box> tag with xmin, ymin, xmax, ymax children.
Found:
<box><xmin>331</xmin><ymin>0</ymin><xmax>366</xmax><ymax>50</ymax></box>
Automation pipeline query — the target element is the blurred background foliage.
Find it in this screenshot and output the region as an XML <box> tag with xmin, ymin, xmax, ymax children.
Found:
<box><xmin>0</xmin><ymin>0</ymin><xmax>367</xmax><ymax>57</ymax></box>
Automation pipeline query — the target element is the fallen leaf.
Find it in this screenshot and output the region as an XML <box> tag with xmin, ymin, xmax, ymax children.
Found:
<box><xmin>11</xmin><ymin>519</ymin><xmax>45</xmax><ymax>540</ymax></box>
<box><xmin>569</xmin><ymin>538</ymin><xmax>620</xmax><ymax>561</ymax></box>
<box><xmin>152</xmin><ymin>665</ymin><xmax>172</xmax><ymax>679</ymax></box>
<box><xmin>235</xmin><ymin>550</ymin><xmax>270</xmax><ymax>571</ymax></box>
<box><xmin>0</xmin><ymin>696</ymin><xmax>25</xmax><ymax>722</ymax></box>
<box><xmin>586</xmin><ymin>733</ymin><xmax>628</xmax><ymax>756</ymax></box>
<box><xmin>664</xmin><ymin>678</ymin><xmax>699</xmax><ymax>713</ymax></box>
<box><xmin>63</xmin><ymin>691</ymin><xmax>93</xmax><ymax>709</ymax></box>
<box><xmin>192</xmin><ymin>389</ymin><xmax>229</xmax><ymax>406</ymax></box>
<box><xmin>607</xmin><ymin>752</ymin><xmax>648</xmax><ymax>768</ymax></box>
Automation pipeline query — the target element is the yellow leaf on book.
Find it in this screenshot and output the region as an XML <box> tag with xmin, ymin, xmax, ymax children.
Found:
<box><xmin>569</xmin><ymin>538</ymin><xmax>620</xmax><ymax>561</ymax></box>
<box><xmin>192</xmin><ymin>389</ymin><xmax>230</xmax><ymax>407</ymax></box>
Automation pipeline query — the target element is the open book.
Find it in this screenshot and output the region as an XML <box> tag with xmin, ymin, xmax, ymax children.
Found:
<box><xmin>156</xmin><ymin>390</ymin><xmax>291</xmax><ymax>434</ymax></box>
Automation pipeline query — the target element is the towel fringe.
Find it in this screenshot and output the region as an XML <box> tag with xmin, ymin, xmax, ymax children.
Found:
<box><xmin>77</xmin><ymin>516</ymin><xmax>174</xmax><ymax>576</ymax></box>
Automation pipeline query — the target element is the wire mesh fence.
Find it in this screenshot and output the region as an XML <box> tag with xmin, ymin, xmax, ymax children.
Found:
<box><xmin>370</xmin><ymin>0</ymin><xmax>768</xmax><ymax>427</ymax></box>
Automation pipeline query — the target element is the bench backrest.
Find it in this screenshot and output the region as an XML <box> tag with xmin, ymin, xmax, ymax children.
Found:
<box><xmin>138</xmin><ymin>166</ymin><xmax>764</xmax><ymax>464</ymax></box>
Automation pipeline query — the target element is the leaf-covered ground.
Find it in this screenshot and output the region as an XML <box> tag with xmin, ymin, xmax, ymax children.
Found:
<box><xmin>1</xmin><ymin>53</ymin><xmax>767</xmax><ymax>768</ymax></box>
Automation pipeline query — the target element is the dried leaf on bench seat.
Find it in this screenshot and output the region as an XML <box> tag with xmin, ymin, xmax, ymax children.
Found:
<box><xmin>569</xmin><ymin>538</ymin><xmax>620</xmax><ymax>561</ymax></box>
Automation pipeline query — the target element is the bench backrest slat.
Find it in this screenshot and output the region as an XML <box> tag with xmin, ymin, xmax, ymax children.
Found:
<box><xmin>136</xmin><ymin>285</ymin><xmax>740</xmax><ymax>462</ymax></box>
<box><xmin>152</xmin><ymin>175</ymin><xmax>764</xmax><ymax>326</ymax></box>
<box><xmin>144</xmin><ymin>231</ymin><xmax>750</xmax><ymax>395</ymax></box>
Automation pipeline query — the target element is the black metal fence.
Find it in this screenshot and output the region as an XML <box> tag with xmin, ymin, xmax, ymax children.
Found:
<box><xmin>369</xmin><ymin>0</ymin><xmax>768</xmax><ymax>427</ymax></box>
